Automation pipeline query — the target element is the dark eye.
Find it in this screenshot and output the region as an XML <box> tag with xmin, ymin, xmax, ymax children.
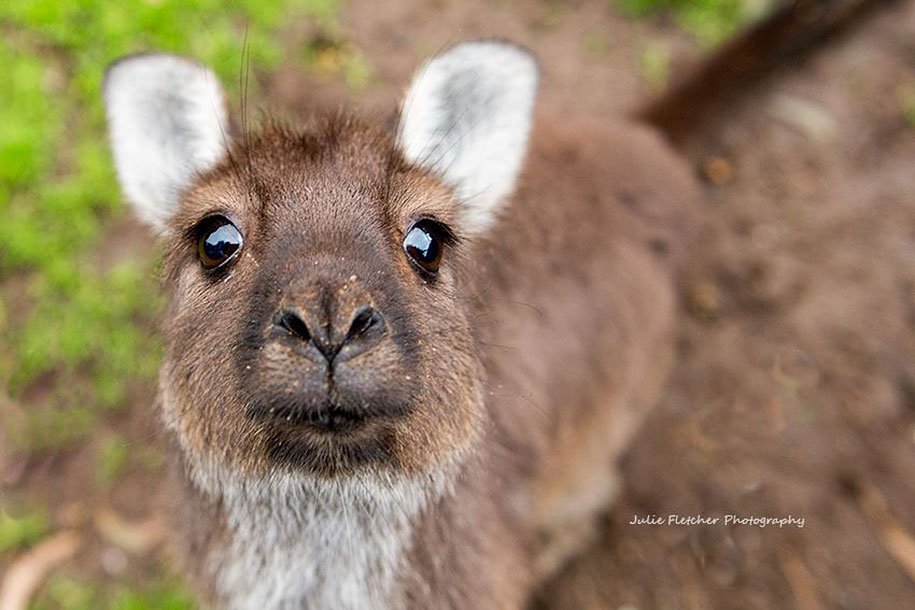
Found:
<box><xmin>196</xmin><ymin>215</ymin><xmax>243</xmax><ymax>270</ymax></box>
<box><xmin>403</xmin><ymin>219</ymin><xmax>445</xmax><ymax>275</ymax></box>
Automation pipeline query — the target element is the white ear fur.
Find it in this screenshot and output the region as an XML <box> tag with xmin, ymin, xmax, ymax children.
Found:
<box><xmin>398</xmin><ymin>41</ymin><xmax>539</xmax><ymax>234</ymax></box>
<box><xmin>103</xmin><ymin>54</ymin><xmax>230</xmax><ymax>232</ymax></box>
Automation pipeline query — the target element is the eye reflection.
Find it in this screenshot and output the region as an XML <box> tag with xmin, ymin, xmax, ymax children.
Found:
<box><xmin>197</xmin><ymin>216</ymin><xmax>243</xmax><ymax>270</ymax></box>
<box><xmin>403</xmin><ymin>220</ymin><xmax>444</xmax><ymax>274</ymax></box>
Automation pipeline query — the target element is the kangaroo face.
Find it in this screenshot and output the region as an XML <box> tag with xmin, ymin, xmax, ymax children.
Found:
<box><xmin>104</xmin><ymin>44</ymin><xmax>538</xmax><ymax>486</ymax></box>
<box><xmin>157</xmin><ymin>121</ymin><xmax>485</xmax><ymax>479</ymax></box>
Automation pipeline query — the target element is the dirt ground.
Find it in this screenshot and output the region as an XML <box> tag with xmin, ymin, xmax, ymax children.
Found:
<box><xmin>5</xmin><ymin>0</ymin><xmax>915</xmax><ymax>608</ymax></box>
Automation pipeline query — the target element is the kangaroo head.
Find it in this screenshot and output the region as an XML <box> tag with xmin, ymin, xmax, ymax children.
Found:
<box><xmin>103</xmin><ymin>43</ymin><xmax>538</xmax><ymax>489</ymax></box>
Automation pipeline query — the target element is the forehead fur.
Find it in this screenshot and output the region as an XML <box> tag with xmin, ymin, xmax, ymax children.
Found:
<box><xmin>167</xmin><ymin>114</ymin><xmax>462</xmax><ymax>240</ymax></box>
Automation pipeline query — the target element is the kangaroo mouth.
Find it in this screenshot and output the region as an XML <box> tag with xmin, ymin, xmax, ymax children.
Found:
<box><xmin>245</xmin><ymin>401</ymin><xmax>400</xmax><ymax>474</ymax></box>
<box><xmin>246</xmin><ymin>402</ymin><xmax>371</xmax><ymax>435</ymax></box>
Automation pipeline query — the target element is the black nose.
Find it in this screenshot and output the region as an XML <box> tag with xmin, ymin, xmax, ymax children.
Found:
<box><xmin>275</xmin><ymin>304</ymin><xmax>386</xmax><ymax>364</ymax></box>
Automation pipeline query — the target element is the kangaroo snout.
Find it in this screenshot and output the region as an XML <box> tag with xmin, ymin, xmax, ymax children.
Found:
<box><xmin>275</xmin><ymin>297</ymin><xmax>387</xmax><ymax>365</ymax></box>
<box><xmin>243</xmin><ymin>274</ymin><xmax>411</xmax><ymax>437</ymax></box>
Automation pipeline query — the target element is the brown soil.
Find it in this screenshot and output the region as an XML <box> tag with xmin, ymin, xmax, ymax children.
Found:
<box><xmin>4</xmin><ymin>0</ymin><xmax>914</xmax><ymax>608</ymax></box>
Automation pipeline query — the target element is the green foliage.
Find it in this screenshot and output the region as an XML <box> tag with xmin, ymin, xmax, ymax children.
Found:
<box><xmin>0</xmin><ymin>509</ymin><xmax>49</xmax><ymax>553</ymax></box>
<box><xmin>32</xmin><ymin>576</ymin><xmax>193</xmax><ymax>610</ymax></box>
<box><xmin>32</xmin><ymin>577</ymin><xmax>96</xmax><ymax>610</ymax></box>
<box><xmin>108</xmin><ymin>584</ymin><xmax>194</xmax><ymax>610</ymax></box>
<box><xmin>96</xmin><ymin>435</ymin><xmax>131</xmax><ymax>485</ymax></box>
<box><xmin>639</xmin><ymin>42</ymin><xmax>671</xmax><ymax>89</ymax></box>
<box><xmin>582</xmin><ymin>31</ymin><xmax>611</xmax><ymax>57</ymax></box>
<box><xmin>300</xmin><ymin>37</ymin><xmax>373</xmax><ymax>91</ymax></box>
<box><xmin>0</xmin><ymin>0</ymin><xmax>341</xmax><ymax>453</ymax></box>
<box><xmin>899</xmin><ymin>82</ymin><xmax>915</xmax><ymax>128</ymax></box>
<box><xmin>616</xmin><ymin>0</ymin><xmax>762</xmax><ymax>46</ymax></box>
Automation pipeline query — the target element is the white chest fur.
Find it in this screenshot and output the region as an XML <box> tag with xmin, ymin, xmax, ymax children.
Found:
<box><xmin>193</xmin><ymin>467</ymin><xmax>444</xmax><ymax>610</ymax></box>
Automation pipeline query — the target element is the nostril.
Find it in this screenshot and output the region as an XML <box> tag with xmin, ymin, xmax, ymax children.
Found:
<box><xmin>276</xmin><ymin>308</ymin><xmax>311</xmax><ymax>342</ymax></box>
<box><xmin>346</xmin><ymin>306</ymin><xmax>384</xmax><ymax>342</ymax></box>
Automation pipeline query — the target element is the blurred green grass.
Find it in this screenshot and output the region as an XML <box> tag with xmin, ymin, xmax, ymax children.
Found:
<box><xmin>617</xmin><ymin>0</ymin><xmax>768</xmax><ymax>46</ymax></box>
<box><xmin>32</xmin><ymin>575</ymin><xmax>195</xmax><ymax>610</ymax></box>
<box><xmin>0</xmin><ymin>509</ymin><xmax>49</xmax><ymax>554</ymax></box>
<box><xmin>616</xmin><ymin>0</ymin><xmax>767</xmax><ymax>92</ymax></box>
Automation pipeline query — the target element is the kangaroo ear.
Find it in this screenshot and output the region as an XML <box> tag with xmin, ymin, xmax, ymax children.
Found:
<box><xmin>398</xmin><ymin>41</ymin><xmax>539</xmax><ymax>234</ymax></box>
<box><xmin>103</xmin><ymin>54</ymin><xmax>230</xmax><ymax>232</ymax></box>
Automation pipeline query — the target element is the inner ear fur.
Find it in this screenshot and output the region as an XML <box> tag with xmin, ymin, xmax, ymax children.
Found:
<box><xmin>397</xmin><ymin>41</ymin><xmax>539</xmax><ymax>235</ymax></box>
<box><xmin>103</xmin><ymin>53</ymin><xmax>231</xmax><ymax>233</ymax></box>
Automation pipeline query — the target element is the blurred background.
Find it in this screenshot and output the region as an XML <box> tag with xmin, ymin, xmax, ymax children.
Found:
<box><xmin>1</xmin><ymin>0</ymin><xmax>913</xmax><ymax>608</ymax></box>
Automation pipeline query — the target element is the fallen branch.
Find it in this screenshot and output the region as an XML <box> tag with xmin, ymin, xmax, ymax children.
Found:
<box><xmin>778</xmin><ymin>549</ymin><xmax>825</xmax><ymax>610</ymax></box>
<box><xmin>854</xmin><ymin>481</ymin><xmax>915</xmax><ymax>583</ymax></box>
<box><xmin>0</xmin><ymin>530</ymin><xmax>81</xmax><ymax>610</ymax></box>
<box><xmin>93</xmin><ymin>507</ymin><xmax>164</xmax><ymax>555</ymax></box>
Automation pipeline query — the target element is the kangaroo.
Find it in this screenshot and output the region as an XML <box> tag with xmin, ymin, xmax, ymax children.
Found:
<box><xmin>101</xmin><ymin>2</ymin><xmax>890</xmax><ymax>608</ymax></box>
